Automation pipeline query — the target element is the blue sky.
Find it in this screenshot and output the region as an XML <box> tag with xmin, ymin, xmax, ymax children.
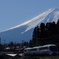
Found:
<box><xmin>0</xmin><ymin>0</ymin><xmax>59</xmax><ymax>32</ymax></box>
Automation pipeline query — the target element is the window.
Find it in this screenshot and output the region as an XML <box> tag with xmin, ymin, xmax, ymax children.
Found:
<box><xmin>39</xmin><ymin>47</ymin><xmax>48</xmax><ymax>50</ymax></box>
<box><xmin>49</xmin><ymin>46</ymin><xmax>57</xmax><ymax>51</ymax></box>
<box><xmin>28</xmin><ymin>48</ymin><xmax>37</xmax><ymax>51</ymax></box>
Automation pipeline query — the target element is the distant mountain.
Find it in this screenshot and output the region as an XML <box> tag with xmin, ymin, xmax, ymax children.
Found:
<box><xmin>0</xmin><ymin>8</ymin><xmax>59</xmax><ymax>43</ymax></box>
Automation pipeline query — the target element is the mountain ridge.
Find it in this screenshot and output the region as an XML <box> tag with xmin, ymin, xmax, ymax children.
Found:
<box><xmin>1</xmin><ymin>8</ymin><xmax>55</xmax><ymax>32</ymax></box>
<box><xmin>0</xmin><ymin>8</ymin><xmax>59</xmax><ymax>43</ymax></box>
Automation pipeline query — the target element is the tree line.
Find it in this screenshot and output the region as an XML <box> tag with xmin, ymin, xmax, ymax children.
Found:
<box><xmin>29</xmin><ymin>19</ymin><xmax>59</xmax><ymax>47</ymax></box>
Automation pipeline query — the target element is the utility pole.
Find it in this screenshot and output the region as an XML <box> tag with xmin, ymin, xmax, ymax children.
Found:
<box><xmin>22</xmin><ymin>40</ymin><xmax>24</xmax><ymax>48</ymax></box>
<box><xmin>0</xmin><ymin>38</ymin><xmax>1</xmax><ymax>45</ymax></box>
<box><xmin>0</xmin><ymin>38</ymin><xmax>1</xmax><ymax>52</ymax></box>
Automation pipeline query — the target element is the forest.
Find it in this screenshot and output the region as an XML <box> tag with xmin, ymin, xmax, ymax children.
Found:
<box><xmin>29</xmin><ymin>19</ymin><xmax>59</xmax><ymax>47</ymax></box>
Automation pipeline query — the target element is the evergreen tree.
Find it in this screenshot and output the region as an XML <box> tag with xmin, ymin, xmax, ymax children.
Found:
<box><xmin>32</xmin><ymin>26</ymin><xmax>40</xmax><ymax>46</ymax></box>
<box><xmin>40</xmin><ymin>23</ymin><xmax>45</xmax><ymax>38</ymax></box>
<box><xmin>40</xmin><ymin>23</ymin><xmax>45</xmax><ymax>33</ymax></box>
<box><xmin>29</xmin><ymin>40</ymin><xmax>33</xmax><ymax>47</ymax></box>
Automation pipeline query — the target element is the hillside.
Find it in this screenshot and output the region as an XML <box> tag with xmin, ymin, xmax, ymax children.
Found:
<box><xmin>0</xmin><ymin>8</ymin><xmax>59</xmax><ymax>43</ymax></box>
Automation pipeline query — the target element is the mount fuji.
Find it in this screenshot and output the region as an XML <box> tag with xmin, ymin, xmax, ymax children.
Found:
<box><xmin>0</xmin><ymin>8</ymin><xmax>59</xmax><ymax>43</ymax></box>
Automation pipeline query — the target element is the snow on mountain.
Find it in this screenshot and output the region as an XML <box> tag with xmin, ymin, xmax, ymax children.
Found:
<box><xmin>0</xmin><ymin>8</ymin><xmax>59</xmax><ymax>43</ymax></box>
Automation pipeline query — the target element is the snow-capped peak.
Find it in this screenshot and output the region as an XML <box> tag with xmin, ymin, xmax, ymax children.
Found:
<box><xmin>3</xmin><ymin>8</ymin><xmax>57</xmax><ymax>32</ymax></box>
<box><xmin>21</xmin><ymin>8</ymin><xmax>59</xmax><ymax>33</ymax></box>
<box><xmin>0</xmin><ymin>8</ymin><xmax>59</xmax><ymax>43</ymax></box>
